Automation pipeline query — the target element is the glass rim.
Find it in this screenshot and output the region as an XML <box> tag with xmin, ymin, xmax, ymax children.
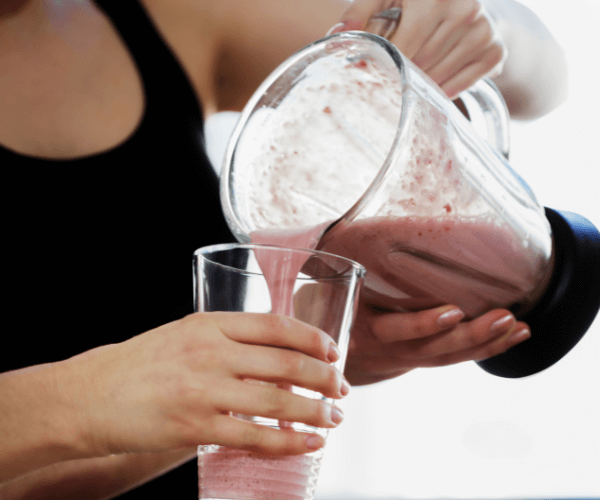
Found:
<box><xmin>194</xmin><ymin>242</ymin><xmax>366</xmax><ymax>277</ymax></box>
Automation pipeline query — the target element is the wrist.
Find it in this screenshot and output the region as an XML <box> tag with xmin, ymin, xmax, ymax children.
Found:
<box><xmin>0</xmin><ymin>360</ymin><xmax>95</xmax><ymax>482</ymax></box>
<box><xmin>57</xmin><ymin>344</ymin><xmax>122</xmax><ymax>458</ymax></box>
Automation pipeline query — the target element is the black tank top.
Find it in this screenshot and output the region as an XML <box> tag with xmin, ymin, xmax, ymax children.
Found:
<box><xmin>0</xmin><ymin>0</ymin><xmax>234</xmax><ymax>496</ymax></box>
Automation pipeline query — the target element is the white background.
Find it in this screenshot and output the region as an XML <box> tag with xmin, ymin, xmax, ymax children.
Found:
<box><xmin>205</xmin><ymin>1</ymin><xmax>600</xmax><ymax>497</ymax></box>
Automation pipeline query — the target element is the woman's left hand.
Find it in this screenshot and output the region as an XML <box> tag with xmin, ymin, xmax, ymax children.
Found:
<box><xmin>330</xmin><ymin>0</ymin><xmax>507</xmax><ymax>100</ymax></box>
<box><xmin>345</xmin><ymin>303</ymin><xmax>530</xmax><ymax>385</ymax></box>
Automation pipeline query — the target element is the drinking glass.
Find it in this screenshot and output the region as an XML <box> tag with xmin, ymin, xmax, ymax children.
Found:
<box><xmin>194</xmin><ymin>243</ymin><xmax>365</xmax><ymax>500</ymax></box>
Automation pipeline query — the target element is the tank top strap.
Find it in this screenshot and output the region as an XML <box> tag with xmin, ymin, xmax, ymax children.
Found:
<box><xmin>95</xmin><ymin>0</ymin><xmax>204</xmax><ymax>121</ymax></box>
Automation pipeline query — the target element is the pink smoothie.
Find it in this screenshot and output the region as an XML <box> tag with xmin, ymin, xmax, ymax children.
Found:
<box><xmin>198</xmin><ymin>226</ymin><xmax>334</xmax><ymax>500</ymax></box>
<box><xmin>251</xmin><ymin>223</ymin><xmax>334</xmax><ymax>429</ymax></box>
<box><xmin>213</xmin><ymin>46</ymin><xmax>552</xmax><ymax>500</ymax></box>
<box><xmin>251</xmin><ymin>223</ymin><xmax>332</xmax><ymax>316</ymax></box>
<box><xmin>234</xmin><ymin>45</ymin><xmax>552</xmax><ymax>319</ymax></box>
<box><xmin>317</xmin><ymin>215</ymin><xmax>550</xmax><ymax>319</ymax></box>
<box><xmin>251</xmin><ymin>215</ymin><xmax>549</xmax><ymax>320</ymax></box>
<box><xmin>199</xmin><ymin>448</ymin><xmax>321</xmax><ymax>500</ymax></box>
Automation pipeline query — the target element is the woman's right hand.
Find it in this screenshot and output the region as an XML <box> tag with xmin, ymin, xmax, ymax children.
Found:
<box><xmin>69</xmin><ymin>312</ymin><xmax>347</xmax><ymax>458</ymax></box>
<box><xmin>330</xmin><ymin>0</ymin><xmax>507</xmax><ymax>100</ymax></box>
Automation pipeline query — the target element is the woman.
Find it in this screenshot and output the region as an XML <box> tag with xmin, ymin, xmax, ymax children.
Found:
<box><xmin>0</xmin><ymin>0</ymin><xmax>566</xmax><ymax>497</ymax></box>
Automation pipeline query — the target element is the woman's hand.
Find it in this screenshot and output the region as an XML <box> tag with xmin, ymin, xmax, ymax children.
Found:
<box><xmin>345</xmin><ymin>303</ymin><xmax>530</xmax><ymax>385</ymax></box>
<box><xmin>330</xmin><ymin>0</ymin><xmax>507</xmax><ymax>100</ymax></box>
<box><xmin>70</xmin><ymin>312</ymin><xmax>347</xmax><ymax>458</ymax></box>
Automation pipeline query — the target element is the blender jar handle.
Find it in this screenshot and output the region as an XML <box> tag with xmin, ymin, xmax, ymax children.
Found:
<box><xmin>461</xmin><ymin>78</ymin><xmax>511</xmax><ymax>160</ymax></box>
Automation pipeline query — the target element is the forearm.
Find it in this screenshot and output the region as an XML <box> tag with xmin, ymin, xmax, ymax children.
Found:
<box><xmin>0</xmin><ymin>448</ymin><xmax>196</xmax><ymax>500</ymax></box>
<box><xmin>0</xmin><ymin>360</ymin><xmax>95</xmax><ymax>482</ymax></box>
<box><xmin>483</xmin><ymin>0</ymin><xmax>568</xmax><ymax>119</ymax></box>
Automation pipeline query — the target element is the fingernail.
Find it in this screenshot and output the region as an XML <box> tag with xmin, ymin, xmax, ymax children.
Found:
<box><xmin>490</xmin><ymin>314</ymin><xmax>514</xmax><ymax>334</ymax></box>
<box><xmin>327</xmin><ymin>343</ymin><xmax>341</xmax><ymax>363</ymax></box>
<box><xmin>331</xmin><ymin>406</ymin><xmax>344</xmax><ymax>425</ymax></box>
<box><xmin>340</xmin><ymin>377</ymin><xmax>351</xmax><ymax>397</ymax></box>
<box><xmin>437</xmin><ymin>308</ymin><xmax>465</xmax><ymax>328</ymax></box>
<box><xmin>326</xmin><ymin>20</ymin><xmax>363</xmax><ymax>36</ymax></box>
<box><xmin>445</xmin><ymin>88</ymin><xmax>459</xmax><ymax>100</ymax></box>
<box><xmin>305</xmin><ymin>434</ymin><xmax>325</xmax><ymax>450</ymax></box>
<box><xmin>326</xmin><ymin>22</ymin><xmax>347</xmax><ymax>36</ymax></box>
<box><xmin>509</xmin><ymin>327</ymin><xmax>531</xmax><ymax>344</ymax></box>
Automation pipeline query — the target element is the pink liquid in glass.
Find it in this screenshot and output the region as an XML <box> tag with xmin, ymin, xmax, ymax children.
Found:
<box><xmin>252</xmin><ymin>224</ymin><xmax>331</xmax><ymax>316</ymax></box>
<box><xmin>199</xmin><ymin>225</ymin><xmax>332</xmax><ymax>500</ymax></box>
<box><xmin>199</xmin><ymin>448</ymin><xmax>320</xmax><ymax>500</ymax></box>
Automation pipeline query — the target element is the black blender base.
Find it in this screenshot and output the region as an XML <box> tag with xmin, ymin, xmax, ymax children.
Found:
<box><xmin>477</xmin><ymin>207</ymin><xmax>600</xmax><ymax>378</ymax></box>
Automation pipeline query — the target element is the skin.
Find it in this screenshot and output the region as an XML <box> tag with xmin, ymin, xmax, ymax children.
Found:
<box><xmin>1</xmin><ymin>313</ymin><xmax>347</xmax><ymax>480</ymax></box>
<box><xmin>0</xmin><ymin>0</ymin><xmax>566</xmax><ymax>497</ymax></box>
<box><xmin>335</xmin><ymin>0</ymin><xmax>507</xmax><ymax>100</ymax></box>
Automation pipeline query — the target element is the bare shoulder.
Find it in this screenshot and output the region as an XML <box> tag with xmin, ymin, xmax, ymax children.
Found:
<box><xmin>138</xmin><ymin>0</ymin><xmax>219</xmax><ymax>40</ymax></box>
<box><xmin>198</xmin><ymin>0</ymin><xmax>349</xmax><ymax>112</ymax></box>
<box><xmin>138</xmin><ymin>0</ymin><xmax>223</xmax><ymax>114</ymax></box>
<box><xmin>137</xmin><ymin>0</ymin><xmax>349</xmax><ymax>113</ymax></box>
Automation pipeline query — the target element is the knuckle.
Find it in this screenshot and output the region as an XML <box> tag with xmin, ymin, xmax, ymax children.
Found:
<box><xmin>263</xmin><ymin>388</ymin><xmax>286</xmax><ymax>415</ymax></box>
<box><xmin>315</xmin><ymin>401</ymin><xmax>332</xmax><ymax>425</ymax></box>
<box><xmin>264</xmin><ymin>314</ymin><xmax>293</xmax><ymax>336</ymax></box>
<box><xmin>277</xmin><ymin>350</ymin><xmax>305</xmax><ymax>377</ymax></box>
<box><xmin>468</xmin><ymin>11</ymin><xmax>488</xmax><ymax>31</ymax></box>
<box><xmin>177</xmin><ymin>313</ymin><xmax>201</xmax><ymax>335</ymax></box>
<box><xmin>415</xmin><ymin>318</ymin><xmax>437</xmax><ymax>337</ymax></box>
<box><xmin>465</xmin><ymin>336</ymin><xmax>481</xmax><ymax>350</ymax></box>
<box><xmin>464</xmin><ymin>328</ymin><xmax>485</xmax><ymax>349</ymax></box>
<box><xmin>481</xmin><ymin>30</ymin><xmax>494</xmax><ymax>48</ymax></box>
<box><xmin>181</xmin><ymin>421</ymin><xmax>211</xmax><ymax>448</ymax></box>
<box><xmin>185</xmin><ymin>311</ymin><xmax>211</xmax><ymax>328</ymax></box>
<box><xmin>309</xmin><ymin>329</ymin><xmax>327</xmax><ymax>356</ymax></box>
<box><xmin>487</xmin><ymin>43</ymin><xmax>505</xmax><ymax>65</ymax></box>
<box><xmin>240</xmin><ymin>423</ymin><xmax>264</xmax><ymax>448</ymax></box>
<box><xmin>463</xmin><ymin>6</ymin><xmax>481</xmax><ymax>25</ymax></box>
<box><xmin>180</xmin><ymin>313</ymin><xmax>216</xmax><ymax>342</ymax></box>
<box><xmin>325</xmin><ymin>366</ymin><xmax>341</xmax><ymax>391</ymax></box>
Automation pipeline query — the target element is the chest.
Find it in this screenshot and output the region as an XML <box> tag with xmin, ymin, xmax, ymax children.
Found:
<box><xmin>0</xmin><ymin>7</ymin><xmax>146</xmax><ymax>160</ymax></box>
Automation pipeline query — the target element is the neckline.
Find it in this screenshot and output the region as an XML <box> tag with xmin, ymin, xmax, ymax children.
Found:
<box><xmin>0</xmin><ymin>1</ymin><xmax>149</xmax><ymax>162</ymax></box>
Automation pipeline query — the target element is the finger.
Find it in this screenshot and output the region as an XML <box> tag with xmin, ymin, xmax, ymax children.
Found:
<box><xmin>364</xmin><ymin>6</ymin><xmax>402</xmax><ymax>39</ymax></box>
<box><xmin>208</xmin><ymin>414</ymin><xmax>327</xmax><ymax>455</ymax></box>
<box><xmin>411</xmin><ymin>0</ymin><xmax>483</xmax><ymax>71</ymax></box>
<box><xmin>233</xmin><ymin>344</ymin><xmax>346</xmax><ymax>399</ymax></box>
<box><xmin>440</xmin><ymin>45</ymin><xmax>505</xmax><ymax>99</ymax></box>
<box><xmin>412</xmin><ymin>10</ymin><xmax>481</xmax><ymax>72</ymax></box>
<box><xmin>371</xmin><ymin>305</ymin><xmax>466</xmax><ymax>343</ymax></box>
<box><xmin>425</xmin><ymin>16</ymin><xmax>490</xmax><ymax>85</ymax></box>
<box><xmin>388</xmin><ymin>309</ymin><xmax>518</xmax><ymax>360</ymax></box>
<box><xmin>427</xmin><ymin>19</ymin><xmax>504</xmax><ymax>91</ymax></box>
<box><xmin>411</xmin><ymin>24</ymin><xmax>464</xmax><ymax>73</ymax></box>
<box><xmin>210</xmin><ymin>312</ymin><xmax>340</xmax><ymax>363</ymax></box>
<box><xmin>392</xmin><ymin>4</ymin><xmax>444</xmax><ymax>60</ymax></box>
<box><xmin>214</xmin><ymin>379</ymin><xmax>344</xmax><ymax>430</ymax></box>
<box><xmin>412</xmin><ymin>322</ymin><xmax>531</xmax><ymax>368</ymax></box>
<box><xmin>473</xmin><ymin>322</ymin><xmax>531</xmax><ymax>362</ymax></box>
